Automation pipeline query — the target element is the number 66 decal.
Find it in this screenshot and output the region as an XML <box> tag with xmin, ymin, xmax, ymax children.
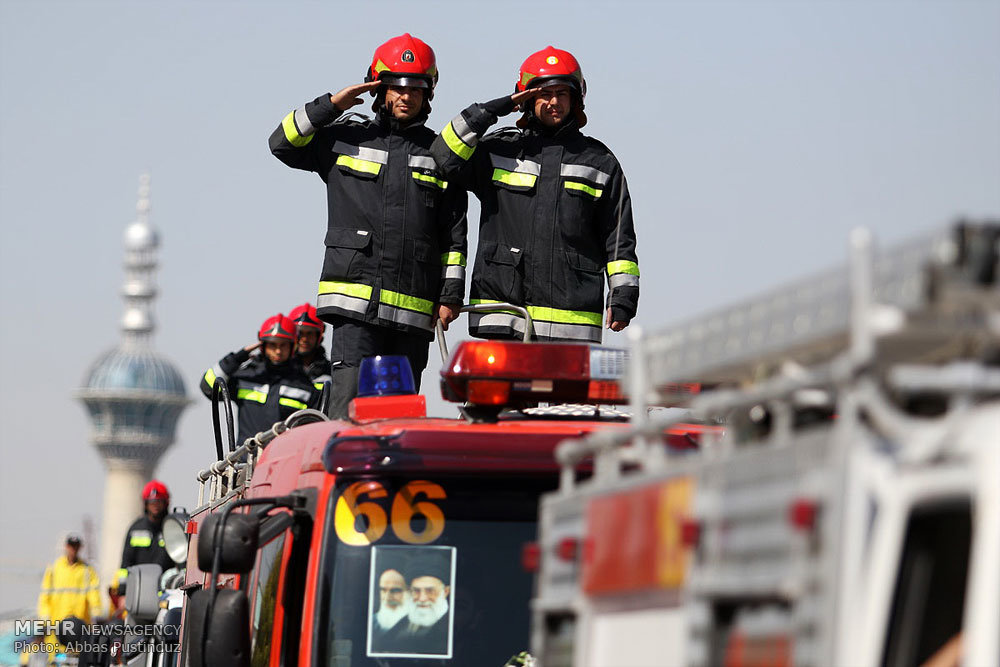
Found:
<box><xmin>334</xmin><ymin>480</ymin><xmax>446</xmax><ymax>546</ymax></box>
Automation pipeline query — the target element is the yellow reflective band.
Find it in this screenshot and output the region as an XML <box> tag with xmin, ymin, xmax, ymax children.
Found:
<box><xmin>411</xmin><ymin>171</ymin><xmax>448</xmax><ymax>189</ymax></box>
<box><xmin>282</xmin><ymin>111</ymin><xmax>313</xmax><ymax>147</ymax></box>
<box><xmin>564</xmin><ymin>180</ymin><xmax>603</xmax><ymax>198</ymax></box>
<box><xmin>237</xmin><ymin>389</ymin><xmax>268</xmax><ymax>404</ymax></box>
<box><xmin>527</xmin><ymin>305</ymin><xmax>602</xmax><ymax>326</ymax></box>
<box><xmin>374</xmin><ymin>59</ymin><xmax>390</xmax><ymax>74</ymax></box>
<box><xmin>336</xmin><ymin>154</ymin><xmax>382</xmax><ymax>175</ymax></box>
<box><xmin>607</xmin><ymin>260</ymin><xmax>640</xmax><ymax>276</ymax></box>
<box><xmin>279</xmin><ymin>397</ymin><xmax>308</xmax><ymax>410</ymax></box>
<box><xmin>441</xmin><ymin>251</ymin><xmax>466</xmax><ymax>266</ymax></box>
<box><xmin>520</xmin><ymin>72</ymin><xmax>535</xmax><ymax>88</ymax></box>
<box><xmin>380</xmin><ymin>289</ymin><xmax>434</xmax><ymax>314</ymax></box>
<box><xmin>314</xmin><ymin>382</ymin><xmax>325</xmax><ymax>391</ymax></box>
<box><xmin>204</xmin><ymin>368</ymin><xmax>217</xmax><ymax>387</ymax></box>
<box><xmin>492</xmin><ymin>168</ymin><xmax>537</xmax><ymax>189</ymax></box>
<box><xmin>318</xmin><ymin>281</ymin><xmax>373</xmax><ymax>300</ymax></box>
<box><xmin>442</xmin><ymin>122</ymin><xmax>475</xmax><ymax>160</ymax></box>
<box><xmin>129</xmin><ymin>536</ymin><xmax>152</xmax><ymax>547</ymax></box>
<box><xmin>115</xmin><ymin>568</ymin><xmax>128</xmax><ymax>580</ymax></box>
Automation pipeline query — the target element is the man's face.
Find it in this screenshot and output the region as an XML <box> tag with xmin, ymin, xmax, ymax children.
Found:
<box><xmin>145</xmin><ymin>498</ymin><xmax>167</xmax><ymax>522</ymax></box>
<box><xmin>384</xmin><ymin>85</ymin><xmax>425</xmax><ymax>121</ymax></box>
<box><xmin>263</xmin><ymin>340</ymin><xmax>293</xmax><ymax>364</ymax></box>
<box><xmin>531</xmin><ymin>84</ymin><xmax>573</xmax><ymax>128</ymax></box>
<box><xmin>296</xmin><ymin>329</ymin><xmax>320</xmax><ymax>356</ymax></box>
<box><xmin>379</xmin><ymin>569</ymin><xmax>407</xmax><ymax>610</ymax></box>
<box><xmin>65</xmin><ymin>543</ymin><xmax>80</xmax><ymax>562</ymax></box>
<box><xmin>410</xmin><ymin>575</ymin><xmax>449</xmax><ymax>609</ymax></box>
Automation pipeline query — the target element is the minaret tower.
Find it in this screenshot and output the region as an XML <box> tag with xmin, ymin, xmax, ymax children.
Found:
<box><xmin>78</xmin><ymin>174</ymin><xmax>190</xmax><ymax>588</ymax></box>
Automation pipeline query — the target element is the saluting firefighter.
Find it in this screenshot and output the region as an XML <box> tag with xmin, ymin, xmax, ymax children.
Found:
<box><xmin>288</xmin><ymin>302</ymin><xmax>332</xmax><ymax>390</ymax></box>
<box><xmin>199</xmin><ymin>314</ymin><xmax>320</xmax><ymax>444</ymax></box>
<box><xmin>269</xmin><ymin>34</ymin><xmax>468</xmax><ymax>418</ymax></box>
<box><xmin>432</xmin><ymin>47</ymin><xmax>639</xmax><ymax>343</ymax></box>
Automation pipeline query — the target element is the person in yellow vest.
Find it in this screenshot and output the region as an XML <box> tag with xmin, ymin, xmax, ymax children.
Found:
<box><xmin>34</xmin><ymin>534</ymin><xmax>101</xmax><ymax>661</ymax></box>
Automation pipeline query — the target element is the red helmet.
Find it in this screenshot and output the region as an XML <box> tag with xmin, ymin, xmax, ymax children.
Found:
<box><xmin>288</xmin><ymin>302</ymin><xmax>325</xmax><ymax>335</ymax></box>
<box><xmin>365</xmin><ymin>33</ymin><xmax>438</xmax><ymax>99</ymax></box>
<box><xmin>258</xmin><ymin>314</ymin><xmax>296</xmax><ymax>344</ymax></box>
<box><xmin>142</xmin><ymin>480</ymin><xmax>169</xmax><ymax>502</ymax></box>
<box><xmin>516</xmin><ymin>46</ymin><xmax>587</xmax><ymax>99</ymax></box>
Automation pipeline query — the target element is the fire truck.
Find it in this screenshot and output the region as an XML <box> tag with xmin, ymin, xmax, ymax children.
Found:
<box><xmin>144</xmin><ymin>305</ymin><xmax>712</xmax><ymax>667</ymax></box>
<box><xmin>529</xmin><ymin>222</ymin><xmax>1000</xmax><ymax>666</ymax></box>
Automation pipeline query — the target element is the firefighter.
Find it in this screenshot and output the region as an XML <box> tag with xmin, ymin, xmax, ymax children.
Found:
<box><xmin>35</xmin><ymin>534</ymin><xmax>101</xmax><ymax>661</ymax></box>
<box><xmin>288</xmin><ymin>302</ymin><xmax>332</xmax><ymax>390</ymax></box>
<box><xmin>269</xmin><ymin>33</ymin><xmax>468</xmax><ymax>418</ymax></box>
<box><xmin>431</xmin><ymin>47</ymin><xmax>639</xmax><ymax>343</ymax></box>
<box><xmin>118</xmin><ymin>480</ymin><xmax>173</xmax><ymax>585</ymax></box>
<box><xmin>200</xmin><ymin>314</ymin><xmax>320</xmax><ymax>443</ymax></box>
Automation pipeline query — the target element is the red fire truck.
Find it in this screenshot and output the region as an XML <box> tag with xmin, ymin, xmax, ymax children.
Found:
<box><xmin>164</xmin><ymin>314</ymin><xmax>712</xmax><ymax>667</ymax></box>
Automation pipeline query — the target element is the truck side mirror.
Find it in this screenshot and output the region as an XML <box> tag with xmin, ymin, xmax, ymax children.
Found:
<box><xmin>124</xmin><ymin>563</ymin><xmax>163</xmax><ymax>622</ymax></box>
<box><xmin>184</xmin><ymin>588</ymin><xmax>250</xmax><ymax>667</ymax></box>
<box><xmin>197</xmin><ymin>513</ymin><xmax>258</xmax><ymax>573</ymax></box>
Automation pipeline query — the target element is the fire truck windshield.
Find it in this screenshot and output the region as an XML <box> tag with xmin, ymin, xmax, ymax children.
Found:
<box><xmin>314</xmin><ymin>475</ymin><xmax>555</xmax><ymax>665</ymax></box>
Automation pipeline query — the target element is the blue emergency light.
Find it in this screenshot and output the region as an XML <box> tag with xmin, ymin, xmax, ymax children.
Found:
<box><xmin>357</xmin><ymin>355</ymin><xmax>417</xmax><ymax>397</ymax></box>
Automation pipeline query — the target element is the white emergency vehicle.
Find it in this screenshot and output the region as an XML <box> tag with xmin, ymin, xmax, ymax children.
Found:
<box><xmin>529</xmin><ymin>221</ymin><xmax>1000</xmax><ymax>667</ymax></box>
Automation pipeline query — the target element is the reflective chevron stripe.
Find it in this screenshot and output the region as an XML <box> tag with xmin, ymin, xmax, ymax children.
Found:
<box><xmin>607</xmin><ymin>260</ymin><xmax>640</xmax><ymax>276</ymax></box>
<box><xmin>336</xmin><ymin>154</ymin><xmax>382</xmax><ymax>176</ymax></box>
<box><xmin>411</xmin><ymin>171</ymin><xmax>448</xmax><ymax>189</ymax></box>
<box><xmin>490</xmin><ymin>154</ymin><xmax>541</xmax><ymax>176</ymax></box>
<box><xmin>609</xmin><ymin>273</ymin><xmax>640</xmax><ymax>288</ymax></box>
<box><xmin>282</xmin><ymin>111</ymin><xmax>313</xmax><ymax>147</ymax></box>
<box><xmin>442</xmin><ymin>116</ymin><xmax>476</xmax><ymax>160</ymax></box>
<box><xmin>278</xmin><ymin>397</ymin><xmax>308</xmax><ymax>410</ymax></box>
<box><xmin>492</xmin><ymin>169</ymin><xmax>537</xmax><ymax>189</ymax></box>
<box><xmin>564</xmin><ymin>180</ymin><xmax>603</xmax><ymax>198</ymax></box>
<box><xmin>441</xmin><ymin>251</ymin><xmax>466</xmax><ymax>266</ymax></box>
<box><xmin>559</xmin><ymin>163</ymin><xmax>610</xmax><ymax>185</ymax></box>
<box><xmin>380</xmin><ymin>289</ymin><xmax>433</xmax><ymax>314</ymax></box>
<box><xmin>407</xmin><ymin>155</ymin><xmax>438</xmax><ymax>170</ymax></box>
<box><xmin>442</xmin><ymin>265</ymin><xmax>466</xmax><ymax>280</ymax></box>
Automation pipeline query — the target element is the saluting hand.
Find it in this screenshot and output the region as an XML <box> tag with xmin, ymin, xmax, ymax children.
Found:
<box><xmin>510</xmin><ymin>88</ymin><xmax>538</xmax><ymax>113</ymax></box>
<box><xmin>243</xmin><ymin>341</ymin><xmax>262</xmax><ymax>353</ymax></box>
<box><xmin>330</xmin><ymin>81</ymin><xmax>382</xmax><ymax>111</ymax></box>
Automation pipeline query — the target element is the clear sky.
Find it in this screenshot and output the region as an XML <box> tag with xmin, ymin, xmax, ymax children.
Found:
<box><xmin>1</xmin><ymin>0</ymin><xmax>997</xmax><ymax>611</ymax></box>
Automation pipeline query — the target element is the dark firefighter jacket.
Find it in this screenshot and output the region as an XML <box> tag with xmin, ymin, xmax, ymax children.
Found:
<box><xmin>431</xmin><ymin>98</ymin><xmax>639</xmax><ymax>343</ymax></box>
<box><xmin>300</xmin><ymin>346</ymin><xmax>332</xmax><ymax>390</ymax></box>
<box><xmin>199</xmin><ymin>349</ymin><xmax>320</xmax><ymax>445</ymax></box>
<box><xmin>269</xmin><ymin>95</ymin><xmax>468</xmax><ymax>340</ymax></box>
<box><xmin>118</xmin><ymin>515</ymin><xmax>173</xmax><ymax>582</ymax></box>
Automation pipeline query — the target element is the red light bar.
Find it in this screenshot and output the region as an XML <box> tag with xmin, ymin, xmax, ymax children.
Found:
<box><xmin>441</xmin><ymin>340</ymin><xmax>628</xmax><ymax>406</ymax></box>
<box><xmin>521</xmin><ymin>542</ymin><xmax>541</xmax><ymax>572</ymax></box>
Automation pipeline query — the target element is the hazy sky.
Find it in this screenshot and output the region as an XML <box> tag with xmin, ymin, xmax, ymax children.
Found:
<box><xmin>1</xmin><ymin>0</ymin><xmax>997</xmax><ymax>611</ymax></box>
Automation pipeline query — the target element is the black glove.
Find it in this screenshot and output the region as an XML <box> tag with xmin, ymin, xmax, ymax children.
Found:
<box><xmin>483</xmin><ymin>95</ymin><xmax>517</xmax><ymax>117</ymax></box>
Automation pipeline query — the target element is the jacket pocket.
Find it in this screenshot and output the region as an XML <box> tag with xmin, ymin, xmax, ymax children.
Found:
<box><xmin>407</xmin><ymin>238</ymin><xmax>440</xmax><ymax>301</ymax></box>
<box><xmin>333</xmin><ymin>141</ymin><xmax>387</xmax><ymax>180</ymax></box>
<box><xmin>564</xmin><ymin>250</ymin><xmax>604</xmax><ymax>310</ymax></box>
<box><xmin>473</xmin><ymin>242</ymin><xmax>524</xmax><ymax>303</ymax></box>
<box><xmin>322</xmin><ymin>228</ymin><xmax>373</xmax><ymax>282</ymax></box>
<box><xmin>490</xmin><ymin>154</ymin><xmax>540</xmax><ymax>193</ymax></box>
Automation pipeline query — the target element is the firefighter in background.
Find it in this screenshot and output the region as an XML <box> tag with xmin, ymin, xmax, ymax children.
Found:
<box><xmin>34</xmin><ymin>534</ymin><xmax>101</xmax><ymax>661</ymax></box>
<box><xmin>432</xmin><ymin>47</ymin><xmax>639</xmax><ymax>343</ymax></box>
<box><xmin>118</xmin><ymin>480</ymin><xmax>173</xmax><ymax>586</ymax></box>
<box><xmin>200</xmin><ymin>314</ymin><xmax>320</xmax><ymax>443</ymax></box>
<box><xmin>288</xmin><ymin>302</ymin><xmax>331</xmax><ymax>390</ymax></box>
<box><xmin>269</xmin><ymin>33</ymin><xmax>468</xmax><ymax>418</ymax></box>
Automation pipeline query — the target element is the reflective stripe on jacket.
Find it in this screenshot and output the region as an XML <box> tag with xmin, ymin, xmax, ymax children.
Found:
<box><xmin>119</xmin><ymin>515</ymin><xmax>173</xmax><ymax>574</ymax></box>
<box><xmin>269</xmin><ymin>95</ymin><xmax>468</xmax><ymax>339</ymax></box>
<box><xmin>200</xmin><ymin>350</ymin><xmax>320</xmax><ymax>445</ymax></box>
<box><xmin>432</xmin><ymin>101</ymin><xmax>639</xmax><ymax>342</ymax></box>
<box><xmin>38</xmin><ymin>556</ymin><xmax>101</xmax><ymax>625</ymax></box>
